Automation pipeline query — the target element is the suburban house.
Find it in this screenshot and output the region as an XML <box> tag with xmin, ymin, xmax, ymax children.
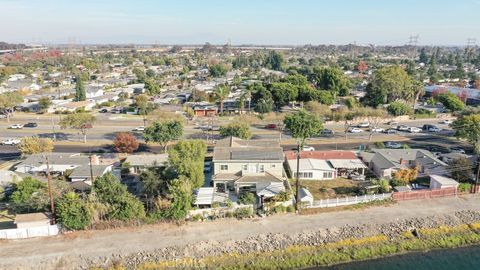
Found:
<box><xmin>360</xmin><ymin>149</ymin><xmax>447</xmax><ymax>179</ymax></box>
<box><xmin>193</xmin><ymin>104</ymin><xmax>217</xmax><ymax>117</ymax></box>
<box><xmin>212</xmin><ymin>137</ymin><xmax>286</xmax><ymax>198</ymax></box>
<box><xmin>53</xmin><ymin>100</ymin><xmax>96</xmax><ymax>112</ymax></box>
<box><xmin>69</xmin><ymin>164</ymin><xmax>113</xmax><ymax>182</ymax></box>
<box><xmin>284</xmin><ymin>151</ymin><xmax>367</xmax><ymax>180</ymax></box>
<box><xmin>124</xmin><ymin>154</ymin><xmax>169</xmax><ymax>174</ymax></box>
<box><xmin>15</xmin><ymin>153</ymin><xmax>92</xmax><ymax>174</ymax></box>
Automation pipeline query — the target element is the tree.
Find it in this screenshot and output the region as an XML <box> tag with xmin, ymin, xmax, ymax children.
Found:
<box><xmin>451</xmin><ymin>114</ymin><xmax>480</xmax><ymax>153</ymax></box>
<box><xmin>449</xmin><ymin>157</ymin><xmax>473</xmax><ymax>183</ymax></box>
<box><xmin>165</xmin><ymin>176</ymin><xmax>193</xmax><ymax>220</ymax></box>
<box><xmin>437</xmin><ymin>93</ymin><xmax>465</xmax><ymax>112</ymax></box>
<box><xmin>93</xmin><ymin>173</ymin><xmax>145</xmax><ymax>221</ymax></box>
<box><xmin>134</xmin><ymin>94</ymin><xmax>151</xmax><ymax>126</ymax></box>
<box><xmin>59</xmin><ymin>113</ymin><xmax>96</xmax><ymax>143</ymax></box>
<box><xmin>9</xmin><ymin>177</ymin><xmax>47</xmax><ymax>213</ymax></box>
<box><xmin>214</xmin><ymin>84</ymin><xmax>230</xmax><ymax>114</ymax></box>
<box><xmin>38</xmin><ymin>97</ymin><xmax>52</xmax><ymax>112</ymax></box>
<box><xmin>269</xmin><ymin>82</ymin><xmax>298</xmax><ymax>107</ymax></box>
<box><xmin>144</xmin><ymin>120</ymin><xmax>183</xmax><ymax>151</ymax></box>
<box><xmin>209</xmin><ymin>63</ymin><xmax>228</xmax><ymax>77</ymax></box>
<box><xmin>363</xmin><ymin>66</ymin><xmax>415</xmax><ymax>107</ymax></box>
<box><xmin>356</xmin><ymin>61</ymin><xmax>368</xmax><ymax>73</ymax></box>
<box><xmin>419</xmin><ymin>48</ymin><xmax>429</xmax><ymax>63</ymax></box>
<box><xmin>168</xmin><ymin>140</ymin><xmax>207</xmax><ymax>189</ymax></box>
<box><xmin>18</xmin><ymin>136</ymin><xmax>54</xmax><ymax>156</ymax></box>
<box><xmin>387</xmin><ymin>101</ymin><xmax>413</xmax><ymax>116</ymax></box>
<box><xmin>144</xmin><ymin>79</ymin><xmax>161</xmax><ymax>96</ymax></box>
<box><xmin>393</xmin><ymin>167</ymin><xmax>418</xmax><ymax>185</ymax></box>
<box><xmin>310</xmin><ymin>67</ymin><xmax>351</xmax><ymax>98</ymax></box>
<box><xmin>254</xmin><ymin>98</ymin><xmax>274</xmax><ymax>114</ymax></box>
<box><xmin>0</xmin><ymin>91</ymin><xmax>23</xmax><ymax>122</ymax></box>
<box><xmin>74</xmin><ymin>75</ymin><xmax>86</xmax><ymax>101</ymax></box>
<box><xmin>364</xmin><ymin>108</ymin><xmax>388</xmax><ymax>141</ymax></box>
<box><xmin>219</xmin><ymin>122</ymin><xmax>252</xmax><ymax>139</ymax></box>
<box><xmin>114</xmin><ymin>132</ymin><xmax>139</xmax><ymax>154</ymax></box>
<box><xmin>56</xmin><ymin>192</ymin><xmax>91</xmax><ymax>230</ymax></box>
<box><xmin>139</xmin><ymin>169</ymin><xmax>167</xmax><ymax>204</ymax></box>
<box><xmin>264</xmin><ymin>50</ymin><xmax>285</xmax><ymax>71</ymax></box>
<box><xmin>284</xmin><ymin>110</ymin><xmax>323</xmax><ymax>147</ymax></box>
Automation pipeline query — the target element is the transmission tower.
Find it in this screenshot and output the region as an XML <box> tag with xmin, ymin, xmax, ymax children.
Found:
<box><xmin>408</xmin><ymin>35</ymin><xmax>419</xmax><ymax>60</ymax></box>
<box><xmin>467</xmin><ymin>38</ymin><xmax>477</xmax><ymax>48</ymax></box>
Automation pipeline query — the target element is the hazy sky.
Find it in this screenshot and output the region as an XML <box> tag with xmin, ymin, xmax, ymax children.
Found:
<box><xmin>1</xmin><ymin>0</ymin><xmax>479</xmax><ymax>45</ymax></box>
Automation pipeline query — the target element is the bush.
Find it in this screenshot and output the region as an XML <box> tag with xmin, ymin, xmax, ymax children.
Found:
<box><xmin>234</xmin><ymin>207</ymin><xmax>254</xmax><ymax>219</ymax></box>
<box><xmin>56</xmin><ymin>192</ymin><xmax>92</xmax><ymax>230</ymax></box>
<box><xmin>387</xmin><ymin>101</ymin><xmax>412</xmax><ymax>116</ymax></box>
<box><xmin>274</xmin><ymin>205</ymin><xmax>286</xmax><ymax>213</ymax></box>
<box><xmin>458</xmin><ymin>183</ymin><xmax>472</xmax><ymax>192</ymax></box>
<box><xmin>286</xmin><ymin>205</ymin><xmax>295</xmax><ymax>212</ymax></box>
<box><xmin>374</xmin><ymin>141</ymin><xmax>385</xmax><ymax>149</ymax></box>
<box><xmin>211</xmin><ymin>202</ymin><xmax>221</xmax><ymax>208</ymax></box>
<box><xmin>238</xmin><ymin>192</ymin><xmax>256</xmax><ymax>205</ymax></box>
<box><xmin>225</xmin><ymin>199</ymin><xmax>233</xmax><ymax>209</ymax></box>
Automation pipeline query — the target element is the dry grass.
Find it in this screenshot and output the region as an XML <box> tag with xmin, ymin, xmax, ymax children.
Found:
<box><xmin>294</xmin><ymin>178</ymin><xmax>360</xmax><ymax>200</ymax></box>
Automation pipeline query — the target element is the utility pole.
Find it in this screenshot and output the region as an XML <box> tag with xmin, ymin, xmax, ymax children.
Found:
<box><xmin>45</xmin><ymin>156</ymin><xmax>56</xmax><ymax>225</ymax></box>
<box><xmin>475</xmin><ymin>157</ymin><xmax>480</xmax><ymax>194</ymax></box>
<box><xmin>295</xmin><ymin>142</ymin><xmax>301</xmax><ymax>212</ymax></box>
<box><xmin>51</xmin><ymin>116</ymin><xmax>56</xmax><ymax>141</ymax></box>
<box><xmin>89</xmin><ymin>153</ymin><xmax>95</xmax><ymax>182</ymax></box>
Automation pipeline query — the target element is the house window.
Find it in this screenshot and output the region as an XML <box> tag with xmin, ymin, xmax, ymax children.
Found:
<box><xmin>306</xmin><ymin>172</ymin><xmax>313</xmax><ymax>178</ymax></box>
<box><xmin>323</xmin><ymin>172</ymin><xmax>333</xmax><ymax>179</ymax></box>
<box><xmin>259</xmin><ymin>165</ymin><xmax>265</xmax><ymax>173</ymax></box>
<box><xmin>242</xmin><ymin>164</ymin><xmax>248</xmax><ymax>171</ymax></box>
<box><xmin>271</xmin><ymin>164</ymin><xmax>276</xmax><ymax>168</ymax></box>
<box><xmin>220</xmin><ymin>165</ymin><xmax>228</xmax><ymax>171</ymax></box>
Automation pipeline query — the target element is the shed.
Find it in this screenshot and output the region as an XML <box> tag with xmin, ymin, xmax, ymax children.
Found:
<box><xmin>15</xmin><ymin>213</ymin><xmax>51</xmax><ymax>229</ymax></box>
<box><xmin>430</xmin><ymin>175</ymin><xmax>459</xmax><ymax>190</ymax></box>
<box><xmin>299</xmin><ymin>188</ymin><xmax>314</xmax><ymax>206</ymax></box>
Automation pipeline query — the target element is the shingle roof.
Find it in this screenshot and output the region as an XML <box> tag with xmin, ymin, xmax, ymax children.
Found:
<box><xmin>236</xmin><ymin>171</ymin><xmax>284</xmax><ymax>183</ymax></box>
<box><xmin>285</xmin><ymin>151</ymin><xmax>357</xmax><ymax>160</ymax></box>
<box><xmin>213</xmin><ymin>137</ymin><xmax>283</xmax><ymax>161</ymax></box>
<box><xmin>124</xmin><ymin>154</ymin><xmax>169</xmax><ymax>167</ymax></box>
<box><xmin>371</xmin><ymin>149</ymin><xmax>447</xmax><ymax>169</ymax></box>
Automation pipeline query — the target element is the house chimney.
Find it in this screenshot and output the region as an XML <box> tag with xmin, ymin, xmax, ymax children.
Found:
<box><xmin>399</xmin><ymin>158</ymin><xmax>404</xmax><ymax>165</ymax></box>
<box><xmin>90</xmin><ymin>155</ymin><xmax>100</xmax><ymax>165</ymax></box>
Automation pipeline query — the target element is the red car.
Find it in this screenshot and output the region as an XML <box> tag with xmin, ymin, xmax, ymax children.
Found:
<box><xmin>265</xmin><ymin>124</ymin><xmax>277</xmax><ymax>129</ymax></box>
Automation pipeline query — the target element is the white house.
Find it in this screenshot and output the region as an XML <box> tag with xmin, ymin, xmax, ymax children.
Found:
<box><xmin>287</xmin><ymin>158</ymin><xmax>336</xmax><ymax>180</ymax></box>
<box><xmin>429</xmin><ymin>175</ymin><xmax>459</xmax><ymax>190</ymax></box>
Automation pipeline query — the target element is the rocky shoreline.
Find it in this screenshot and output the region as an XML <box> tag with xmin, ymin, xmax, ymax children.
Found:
<box><xmin>76</xmin><ymin>210</ymin><xmax>480</xmax><ymax>269</ymax></box>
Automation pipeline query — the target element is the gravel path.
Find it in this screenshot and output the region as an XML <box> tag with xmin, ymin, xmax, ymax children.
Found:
<box><xmin>2</xmin><ymin>195</ymin><xmax>480</xmax><ymax>269</ymax></box>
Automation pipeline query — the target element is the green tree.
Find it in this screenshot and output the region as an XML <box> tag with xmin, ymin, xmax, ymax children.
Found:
<box><xmin>449</xmin><ymin>157</ymin><xmax>473</xmax><ymax>183</ymax></box>
<box><xmin>9</xmin><ymin>177</ymin><xmax>47</xmax><ymax>213</ymax></box>
<box><xmin>364</xmin><ymin>66</ymin><xmax>415</xmax><ymax>107</ymax></box>
<box><xmin>387</xmin><ymin>101</ymin><xmax>413</xmax><ymax>116</ymax></box>
<box><xmin>254</xmin><ymin>98</ymin><xmax>274</xmax><ymax>114</ymax></box>
<box><xmin>214</xmin><ymin>84</ymin><xmax>230</xmax><ymax>114</ymax></box>
<box><xmin>140</xmin><ymin>169</ymin><xmax>167</xmax><ymax>202</ymax></box>
<box><xmin>310</xmin><ymin>67</ymin><xmax>351</xmax><ymax>98</ymax></box>
<box><xmin>74</xmin><ymin>75</ymin><xmax>86</xmax><ymax>101</ymax></box>
<box><xmin>144</xmin><ymin>79</ymin><xmax>161</xmax><ymax>95</ymax></box>
<box><xmin>219</xmin><ymin>122</ymin><xmax>252</xmax><ymax>139</ymax></box>
<box><xmin>437</xmin><ymin>93</ymin><xmax>465</xmax><ymax>112</ymax></box>
<box><xmin>451</xmin><ymin>114</ymin><xmax>480</xmax><ymax>153</ymax></box>
<box><xmin>165</xmin><ymin>176</ymin><xmax>193</xmax><ymax>220</ymax></box>
<box><xmin>0</xmin><ymin>91</ymin><xmax>23</xmax><ymax>122</ymax></box>
<box><xmin>93</xmin><ymin>173</ymin><xmax>145</xmax><ymax>221</ymax></box>
<box><xmin>264</xmin><ymin>50</ymin><xmax>285</xmax><ymax>71</ymax></box>
<box><xmin>269</xmin><ymin>82</ymin><xmax>299</xmax><ymax>107</ymax></box>
<box><xmin>284</xmin><ymin>110</ymin><xmax>323</xmax><ymax>146</ymax></box>
<box><xmin>134</xmin><ymin>94</ymin><xmax>151</xmax><ymax>126</ymax></box>
<box><xmin>59</xmin><ymin>113</ymin><xmax>96</xmax><ymax>143</ymax></box>
<box><xmin>38</xmin><ymin>97</ymin><xmax>52</xmax><ymax>112</ymax></box>
<box><xmin>209</xmin><ymin>63</ymin><xmax>228</xmax><ymax>77</ymax></box>
<box><xmin>144</xmin><ymin>120</ymin><xmax>183</xmax><ymax>151</ymax></box>
<box><xmin>56</xmin><ymin>192</ymin><xmax>92</xmax><ymax>230</ymax></box>
<box><xmin>168</xmin><ymin>140</ymin><xmax>207</xmax><ymax>189</ymax></box>
<box><xmin>419</xmin><ymin>48</ymin><xmax>429</xmax><ymax>63</ymax></box>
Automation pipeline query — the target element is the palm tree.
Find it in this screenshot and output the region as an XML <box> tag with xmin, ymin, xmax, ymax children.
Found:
<box><xmin>215</xmin><ymin>84</ymin><xmax>230</xmax><ymax>114</ymax></box>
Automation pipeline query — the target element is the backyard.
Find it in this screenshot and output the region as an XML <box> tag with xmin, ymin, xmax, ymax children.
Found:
<box><xmin>294</xmin><ymin>178</ymin><xmax>361</xmax><ymax>200</ymax></box>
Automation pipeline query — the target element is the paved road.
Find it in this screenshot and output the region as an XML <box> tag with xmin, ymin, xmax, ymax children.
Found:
<box><xmin>1</xmin><ymin>195</ymin><xmax>479</xmax><ymax>269</ymax></box>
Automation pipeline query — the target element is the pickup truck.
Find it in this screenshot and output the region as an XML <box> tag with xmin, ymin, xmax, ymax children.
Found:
<box><xmin>1</xmin><ymin>138</ymin><xmax>21</xmax><ymax>145</ymax></box>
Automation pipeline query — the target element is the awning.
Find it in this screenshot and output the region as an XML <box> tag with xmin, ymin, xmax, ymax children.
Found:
<box><xmin>329</xmin><ymin>159</ymin><xmax>368</xmax><ymax>169</ymax></box>
<box><xmin>194</xmin><ymin>187</ymin><xmax>215</xmax><ymax>205</ymax></box>
<box><xmin>256</xmin><ymin>182</ymin><xmax>285</xmax><ymax>198</ymax></box>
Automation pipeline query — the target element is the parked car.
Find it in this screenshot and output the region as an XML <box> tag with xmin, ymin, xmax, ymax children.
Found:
<box><xmin>428</xmin><ymin>126</ymin><xmax>442</xmax><ymax>132</ymax></box>
<box><xmin>348</xmin><ymin>127</ymin><xmax>363</xmax><ymax>133</ymax></box>
<box><xmin>450</xmin><ymin>148</ymin><xmax>466</xmax><ymax>154</ymax></box>
<box><xmin>440</xmin><ymin>119</ymin><xmax>453</xmax><ymax>125</ymax></box>
<box><xmin>384</xmin><ymin>128</ymin><xmax>397</xmax><ymax>134</ymax></box>
<box><xmin>133</xmin><ymin>126</ymin><xmax>145</xmax><ymax>131</ymax></box>
<box><xmin>8</xmin><ymin>124</ymin><xmax>23</xmax><ymax>129</ymax></box>
<box><xmin>1</xmin><ymin>138</ymin><xmax>21</xmax><ymax>145</ymax></box>
<box><xmin>396</xmin><ymin>125</ymin><xmax>409</xmax><ymax>132</ymax></box>
<box><xmin>370</xmin><ymin>127</ymin><xmax>385</xmax><ymax>133</ymax></box>
<box><xmin>320</xmin><ymin>129</ymin><xmax>334</xmax><ymax>136</ymax></box>
<box><xmin>387</xmin><ymin>120</ymin><xmax>399</xmax><ymax>126</ymax></box>
<box><xmin>24</xmin><ymin>122</ymin><xmax>38</xmax><ymax>128</ymax></box>
<box><xmin>357</xmin><ymin>122</ymin><xmax>370</xmax><ymax>128</ymax></box>
<box><xmin>265</xmin><ymin>124</ymin><xmax>277</xmax><ymax>129</ymax></box>
<box><xmin>407</xmin><ymin>127</ymin><xmax>422</xmax><ymax>133</ymax></box>
<box><xmin>99</xmin><ymin>108</ymin><xmax>109</xmax><ymax>113</ymax></box>
<box><xmin>422</xmin><ymin>124</ymin><xmax>436</xmax><ymax>131</ymax></box>
<box><xmin>302</xmin><ymin>146</ymin><xmax>315</xmax><ymax>151</ymax></box>
<box><xmin>385</xmin><ymin>141</ymin><xmax>403</xmax><ymax>149</ymax></box>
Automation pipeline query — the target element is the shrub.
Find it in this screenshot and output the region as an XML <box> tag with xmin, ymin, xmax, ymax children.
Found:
<box><xmin>375</xmin><ymin>141</ymin><xmax>385</xmax><ymax>149</ymax></box>
<box><xmin>286</xmin><ymin>205</ymin><xmax>295</xmax><ymax>212</ymax></box>
<box><xmin>225</xmin><ymin>199</ymin><xmax>233</xmax><ymax>209</ymax></box>
<box><xmin>387</xmin><ymin>101</ymin><xmax>412</xmax><ymax>116</ymax></box>
<box><xmin>238</xmin><ymin>192</ymin><xmax>256</xmax><ymax>205</ymax></box>
<box><xmin>56</xmin><ymin>192</ymin><xmax>92</xmax><ymax>230</ymax></box>
<box><xmin>274</xmin><ymin>205</ymin><xmax>286</xmax><ymax>213</ymax></box>
<box><xmin>211</xmin><ymin>202</ymin><xmax>221</xmax><ymax>208</ymax></box>
<box><xmin>234</xmin><ymin>207</ymin><xmax>254</xmax><ymax>219</ymax></box>
<box><xmin>225</xmin><ymin>211</ymin><xmax>234</xmax><ymax>218</ymax></box>
<box><xmin>458</xmin><ymin>183</ymin><xmax>472</xmax><ymax>192</ymax></box>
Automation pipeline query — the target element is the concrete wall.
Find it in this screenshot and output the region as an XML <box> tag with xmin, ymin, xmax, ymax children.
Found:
<box><xmin>0</xmin><ymin>224</ymin><xmax>60</xmax><ymax>239</ymax></box>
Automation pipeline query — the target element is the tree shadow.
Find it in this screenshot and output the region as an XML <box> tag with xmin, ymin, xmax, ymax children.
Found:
<box><xmin>37</xmin><ymin>132</ymin><xmax>71</xmax><ymax>141</ymax></box>
<box><xmin>103</xmin><ymin>132</ymin><xmax>144</xmax><ymax>141</ymax></box>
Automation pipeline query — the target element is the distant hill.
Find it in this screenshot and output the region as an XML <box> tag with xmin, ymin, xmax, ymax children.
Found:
<box><xmin>0</xmin><ymin>42</ymin><xmax>27</xmax><ymax>50</ymax></box>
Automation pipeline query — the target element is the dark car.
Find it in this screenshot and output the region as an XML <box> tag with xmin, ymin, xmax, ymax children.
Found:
<box><xmin>384</xmin><ymin>128</ymin><xmax>397</xmax><ymax>134</ymax></box>
<box><xmin>24</xmin><ymin>122</ymin><xmax>38</xmax><ymax>128</ymax></box>
<box><xmin>320</xmin><ymin>129</ymin><xmax>334</xmax><ymax>136</ymax></box>
<box><xmin>265</xmin><ymin>124</ymin><xmax>277</xmax><ymax>129</ymax></box>
<box><xmin>99</xmin><ymin>108</ymin><xmax>109</xmax><ymax>113</ymax></box>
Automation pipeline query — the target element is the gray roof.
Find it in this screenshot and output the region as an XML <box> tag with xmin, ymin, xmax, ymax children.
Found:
<box><xmin>70</xmin><ymin>165</ymin><xmax>110</xmax><ymax>179</ymax></box>
<box><xmin>124</xmin><ymin>154</ymin><xmax>168</xmax><ymax>167</ymax></box>
<box><xmin>18</xmin><ymin>153</ymin><xmax>90</xmax><ymax>167</ymax></box>
<box><xmin>370</xmin><ymin>149</ymin><xmax>447</xmax><ymax>170</ymax></box>
<box><xmin>213</xmin><ymin>137</ymin><xmax>284</xmax><ymax>162</ymax></box>
<box><xmin>236</xmin><ymin>172</ymin><xmax>283</xmax><ymax>184</ymax></box>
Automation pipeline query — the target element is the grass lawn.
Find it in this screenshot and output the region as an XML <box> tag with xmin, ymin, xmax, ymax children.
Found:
<box><xmin>292</xmin><ymin>178</ymin><xmax>361</xmax><ymax>200</ymax></box>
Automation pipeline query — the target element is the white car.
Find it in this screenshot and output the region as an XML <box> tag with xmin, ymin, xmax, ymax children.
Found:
<box><xmin>440</xmin><ymin>119</ymin><xmax>453</xmax><ymax>125</ymax></box>
<box><xmin>8</xmin><ymin>124</ymin><xmax>23</xmax><ymax>129</ymax></box>
<box><xmin>1</xmin><ymin>138</ymin><xmax>21</xmax><ymax>145</ymax></box>
<box><xmin>428</xmin><ymin>127</ymin><xmax>442</xmax><ymax>132</ymax></box>
<box><xmin>348</xmin><ymin>127</ymin><xmax>363</xmax><ymax>133</ymax></box>
<box><xmin>370</xmin><ymin>127</ymin><xmax>385</xmax><ymax>133</ymax></box>
<box><xmin>408</xmin><ymin>127</ymin><xmax>422</xmax><ymax>133</ymax></box>
<box><xmin>358</xmin><ymin>122</ymin><xmax>370</xmax><ymax>128</ymax></box>
<box><xmin>385</xmin><ymin>141</ymin><xmax>403</xmax><ymax>149</ymax></box>
<box><xmin>133</xmin><ymin>126</ymin><xmax>145</xmax><ymax>131</ymax></box>
<box><xmin>396</xmin><ymin>125</ymin><xmax>409</xmax><ymax>132</ymax></box>
<box><xmin>302</xmin><ymin>146</ymin><xmax>315</xmax><ymax>151</ymax></box>
<box><xmin>450</xmin><ymin>148</ymin><xmax>466</xmax><ymax>154</ymax></box>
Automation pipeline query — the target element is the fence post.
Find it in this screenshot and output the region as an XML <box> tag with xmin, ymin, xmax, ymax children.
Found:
<box><xmin>373</xmin><ymin>193</ymin><xmax>376</xmax><ymax>201</ymax></box>
<box><xmin>320</xmin><ymin>199</ymin><xmax>323</xmax><ymax>207</ymax></box>
<box><xmin>326</xmin><ymin>198</ymin><xmax>329</xmax><ymax>207</ymax></box>
<box><xmin>356</xmin><ymin>195</ymin><xmax>358</xmax><ymax>202</ymax></box>
<box><xmin>336</xmin><ymin>197</ymin><xmax>339</xmax><ymax>206</ymax></box>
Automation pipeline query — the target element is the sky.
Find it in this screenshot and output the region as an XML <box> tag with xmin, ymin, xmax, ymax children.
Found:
<box><xmin>1</xmin><ymin>0</ymin><xmax>479</xmax><ymax>46</ymax></box>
